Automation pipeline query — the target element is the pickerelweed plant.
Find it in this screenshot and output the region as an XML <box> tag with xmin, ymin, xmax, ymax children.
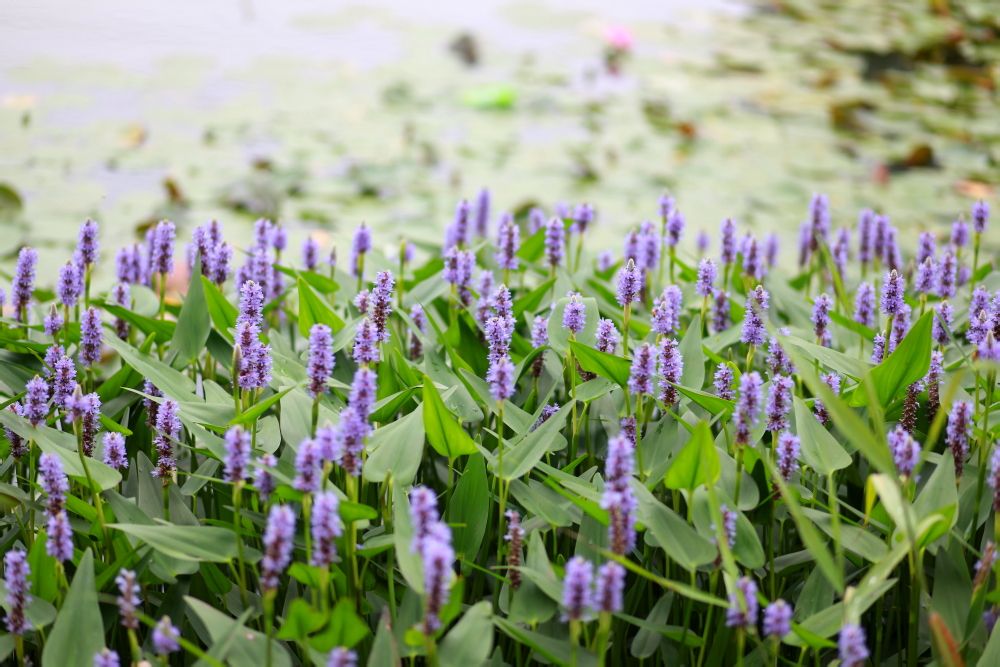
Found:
<box><xmin>0</xmin><ymin>195</ymin><xmax>997</xmax><ymax>667</ymax></box>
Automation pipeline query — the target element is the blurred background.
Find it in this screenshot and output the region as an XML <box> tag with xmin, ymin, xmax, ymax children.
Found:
<box><xmin>0</xmin><ymin>0</ymin><xmax>997</xmax><ymax>280</ymax></box>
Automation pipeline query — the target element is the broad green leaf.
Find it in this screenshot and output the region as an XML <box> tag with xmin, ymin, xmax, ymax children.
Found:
<box><xmin>449</xmin><ymin>454</ymin><xmax>489</xmax><ymax>563</ymax></box>
<box><xmin>42</xmin><ymin>550</ymin><xmax>103</xmax><ymax>667</ymax></box>
<box><xmin>297</xmin><ymin>277</ymin><xmax>344</xmax><ymax>338</ymax></box>
<box><xmin>365</xmin><ymin>406</ymin><xmax>424</xmax><ymax>486</ymax></box>
<box><xmin>104</xmin><ymin>332</ymin><xmax>198</xmax><ymax>399</ymax></box>
<box><xmin>793</xmin><ymin>397</ymin><xmax>851</xmax><ymax>475</ymax></box>
<box><xmin>186</xmin><ymin>597</ymin><xmax>292</xmax><ymax>667</ymax></box>
<box><xmin>569</xmin><ymin>340</ymin><xmax>630</xmax><ymax>388</ymax></box>
<box><xmin>170</xmin><ymin>254</ymin><xmax>212</xmax><ymax>365</ymax></box>
<box><xmin>202</xmin><ymin>275</ymin><xmax>239</xmax><ymax>341</ymax></box>
<box><xmin>439</xmin><ymin>602</ymin><xmax>493</xmax><ymax>667</ymax></box>
<box><xmin>781</xmin><ymin>335</ymin><xmax>870</xmax><ymax>379</ymax></box>
<box><xmin>634</xmin><ymin>484</ymin><xmax>716</xmax><ymax>572</ymax></box>
<box><xmin>664</xmin><ymin>421</ymin><xmax>719</xmax><ymax>491</ymax></box>
<box><xmin>866</xmin><ymin>310</ymin><xmax>933</xmax><ymax>408</ymax></box>
<box><xmin>679</xmin><ymin>315</ymin><xmax>705</xmax><ymax>390</ymax></box>
<box><xmin>672</xmin><ymin>383</ymin><xmax>734</xmax><ymax>415</ymax></box>
<box><xmin>368</xmin><ymin>610</ymin><xmax>401</xmax><ymax>667</ymax></box>
<box><xmin>493</xmin><ymin>618</ymin><xmax>597</xmax><ymax>667</ymax></box>
<box><xmin>498</xmin><ymin>401</ymin><xmax>572</xmax><ymax>480</ymax></box>
<box><xmin>109</xmin><ymin>523</ymin><xmax>238</xmax><ymax>562</ymax></box>
<box><xmin>0</xmin><ymin>409</ymin><xmax>121</xmax><ymax>490</ymax></box>
<box><xmin>309</xmin><ymin>599</ymin><xmax>370</xmax><ymax>651</ymax></box>
<box><xmin>229</xmin><ymin>386</ymin><xmax>296</xmax><ymax>426</ymax></box>
<box><xmin>422</xmin><ymin>375</ymin><xmax>477</xmax><ymax>459</ymax></box>
<box><xmin>393</xmin><ymin>484</ymin><xmax>424</xmax><ymax>594</ymax></box>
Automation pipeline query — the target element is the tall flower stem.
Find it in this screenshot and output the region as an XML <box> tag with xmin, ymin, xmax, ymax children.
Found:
<box><xmin>622</xmin><ymin>303</ymin><xmax>632</xmax><ymax>355</ymax></box>
<box><xmin>345</xmin><ymin>474</ymin><xmax>360</xmax><ymax>608</ymax></box>
<box><xmin>496</xmin><ymin>400</ymin><xmax>509</xmax><ymax>563</ymax></box>
<box><xmin>566</xmin><ymin>339</ymin><xmax>578</xmax><ymax>461</ymax></box>
<box><xmin>232</xmin><ymin>484</ymin><xmax>249</xmax><ymax>610</ymax></box>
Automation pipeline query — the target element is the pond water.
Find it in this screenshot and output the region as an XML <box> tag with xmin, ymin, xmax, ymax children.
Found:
<box><xmin>0</xmin><ymin>0</ymin><xmax>993</xmax><ymax>282</ymax></box>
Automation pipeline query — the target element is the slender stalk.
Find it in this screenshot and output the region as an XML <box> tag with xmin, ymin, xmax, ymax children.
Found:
<box><xmin>232</xmin><ymin>484</ymin><xmax>249</xmax><ymax>610</ymax></box>
<box><xmin>622</xmin><ymin>303</ymin><xmax>632</xmax><ymax>355</ymax></box>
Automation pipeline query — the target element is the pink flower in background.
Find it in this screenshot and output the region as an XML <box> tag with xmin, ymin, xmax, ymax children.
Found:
<box><xmin>604</xmin><ymin>25</ymin><xmax>634</xmax><ymax>52</ymax></box>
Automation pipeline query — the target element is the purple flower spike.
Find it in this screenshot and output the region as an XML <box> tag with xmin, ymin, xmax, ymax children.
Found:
<box><xmin>562</xmin><ymin>556</ymin><xmax>594</xmax><ymax>622</ymax></box>
<box><xmin>812</xmin><ymin>294</ymin><xmax>833</xmax><ymax>346</ymax></box>
<box><xmin>652</xmin><ymin>285</ymin><xmax>682</xmax><ymax>336</ymax></box>
<box><xmin>763</xmin><ymin>600</ymin><xmax>793</xmax><ymax>639</ymax></box>
<box><xmin>915</xmin><ymin>257</ymin><xmax>936</xmax><ymax>295</ymax></box>
<box><xmin>294</xmin><ymin>439</ymin><xmax>322</xmax><ymax>493</ymax></box>
<box><xmin>93</xmin><ymin>649</ymin><xmax>119</xmax><ymax>667</ymax></box>
<box><xmin>545</xmin><ymin>217</ymin><xmax>565</xmax><ymax>268</ymax></box>
<box><xmin>767</xmin><ymin>333</ymin><xmax>794</xmax><ymax>376</ymax></box>
<box><xmin>563</xmin><ymin>292</ymin><xmax>586</xmax><ymax>335</ymax></box>
<box><xmin>152</xmin><ymin>398</ymin><xmax>180</xmax><ymax>480</ymax></box>
<box><xmin>47</xmin><ymin>510</ymin><xmax>73</xmax><ymax>562</ymax></box>
<box><xmin>639</xmin><ymin>221</ymin><xmax>661</xmax><ymax>270</ymax></box>
<box><xmin>327</xmin><ymin>648</ymin><xmax>358</xmax><ymax>667</ymax></box>
<box><xmin>307</xmin><ymin>324</ymin><xmax>335</xmax><ymax>398</ymax></box>
<box><xmin>573</xmin><ymin>203</ymin><xmax>595</xmax><ymax>235</ymax></box>
<box><xmin>38</xmin><ymin>452</ymin><xmax>68</xmax><ymax>512</ymax></box>
<box><xmin>888</xmin><ymin>425</ymin><xmax>921</xmax><ymax>478</ymax></box>
<box><xmin>255</xmin><ymin>454</ymin><xmax>277</xmax><ymax>502</ymax></box>
<box><xmin>858</xmin><ymin>209</ymin><xmax>874</xmax><ymax>265</ymax></box>
<box><xmin>814</xmin><ymin>372</ymin><xmax>841</xmax><ymax>425</ymax></box>
<box><xmin>474</xmin><ymin>188</ymin><xmax>491</xmax><ymax>237</ymax></box>
<box><xmin>371</xmin><ymin>271</ymin><xmax>395</xmax><ymax>342</ymax></box>
<box><xmin>23</xmin><ymin>375</ymin><xmax>49</xmax><ymax>426</ymax></box>
<box><xmin>734</xmin><ymin>371</ymin><xmax>763</xmax><ymax>445</ymax></box>
<box><xmin>51</xmin><ymin>355</ymin><xmax>77</xmax><ymax>409</ymax></box>
<box><xmin>445</xmin><ymin>200</ymin><xmax>470</xmax><ymax>249</ymax></box>
<box><xmin>603</xmin><ymin>433</ymin><xmax>637</xmax><ymax>554</ymax></box>
<box><xmin>740</xmin><ymin>285</ymin><xmax>769</xmax><ymax>346</ymax></box>
<box><xmin>742</xmin><ymin>236</ymin><xmax>764</xmax><ymax>280</ymax></box>
<box><xmin>776</xmin><ymin>432</ymin><xmax>800</xmax><ymax>481</ymax></box>
<box><xmin>311</xmin><ymin>490</ymin><xmax>343</xmax><ymax>566</ymax></box>
<box><xmin>421</xmin><ymin>533</ymin><xmax>455</xmax><ymax>634</ymax></box>
<box><xmin>349</xmin><ymin>366</ymin><xmax>378</xmax><ymax>419</ymax></box>
<box><xmin>665</xmin><ymin>209</ymin><xmax>685</xmax><ymax>248</ymax></box>
<box><xmin>839</xmin><ymin>624</ymin><xmax>869</xmax><ymax>667</ymax></box>
<box><xmin>714</xmin><ymin>364</ymin><xmax>734</xmax><ymax>401</ymax></box>
<box><xmin>79</xmin><ymin>307</ymin><xmax>102</xmax><ymax>367</ymax></box>
<box><xmin>880</xmin><ymin>269</ymin><xmax>905</xmax><ymax>316</ymax></box>
<box><xmin>57</xmin><ymin>261</ymin><xmax>83</xmax><ymax>307</ymax></box>
<box><xmin>152</xmin><ymin>617</ymin><xmax>180</xmax><ymax>655</ymax></box>
<box><xmin>336</xmin><ymin>407</ymin><xmax>370</xmax><ymax>477</ymax></box>
<box><xmin>102</xmin><ymin>432</ymin><xmax>128</xmax><ymax>470</ymax></box>
<box><xmin>116</xmin><ymin>571</ymin><xmax>140</xmax><ymax>630</ymax></box>
<box><xmin>353</xmin><ymin>319</ymin><xmax>380</xmax><ymax>365</ymax></box>
<box><xmin>261</xmin><ymin>504</ymin><xmax>296</xmax><ymax>593</ymax></box>
<box><xmin>871</xmin><ymin>333</ymin><xmax>886</xmax><ymax>364</ymax></box>
<box><xmin>973</xmin><ymin>200</ymin><xmax>990</xmax><ymax>234</ymax></box>
<box><xmin>351</xmin><ymin>224</ymin><xmax>372</xmax><ymax>278</ymax></box>
<box><xmin>628</xmin><ymin>343</ymin><xmax>657</xmax><ymax>396</ymax></box>
<box><xmin>797</xmin><ymin>222</ymin><xmax>812</xmax><ymax>268</ymax></box>
<box><xmin>937</xmin><ymin>251</ymin><xmax>957</xmax><ymax>298</ymax></box>
<box><xmin>616</xmin><ymin>259</ymin><xmax>642</xmax><ymax>307</ymax></box>
<box><xmin>917</xmin><ymin>232</ymin><xmax>935</xmax><ymax>264</ymax></box>
<box><xmin>719</xmin><ymin>218</ymin><xmax>737</xmax><ymax>265</ymax></box>
<box><xmin>150</xmin><ymin>220</ymin><xmax>176</xmax><ymax>276</ymax></box>
<box><xmin>4</xmin><ymin>548</ymin><xmax>31</xmax><ymax>635</ymax></box>
<box><xmin>766</xmin><ymin>375</ymin><xmax>793</xmax><ymax>432</ymax></box>
<box><xmin>711</xmin><ymin>289</ymin><xmax>731</xmax><ymax>334</ymax></box>
<box><xmin>658</xmin><ymin>338</ymin><xmax>683</xmax><ymax>407</ymax></box>
<box><xmin>410</xmin><ymin>304</ymin><xmax>428</xmax><ymax>358</ymax></box>
<box><xmin>77</xmin><ymin>218</ymin><xmax>100</xmax><ymax>266</ymax></box>
<box><xmin>952</xmin><ymin>220</ymin><xmax>969</xmax><ymax>248</ymax></box>
<box><xmin>238</xmin><ymin>280</ymin><xmax>265</xmax><ymax>329</ymax></box>
<box><xmin>495</xmin><ymin>215</ymin><xmax>520</xmax><ymax>271</ymax></box>
<box><xmin>487</xmin><ymin>355</ymin><xmax>516</xmax><ymax>402</ymax></box>
<box><xmin>12</xmin><ymin>246</ymin><xmax>38</xmax><ymax>321</ymax></box>
<box><xmin>595</xmin><ymin>318</ymin><xmax>619</xmax><ymax>354</ymax></box>
<box><xmin>595</xmin><ymin>562</ymin><xmax>625</xmax><ymax>614</ymax></box>
<box><xmin>223</xmin><ymin>426</ymin><xmax>251</xmax><ymax>483</ymax></box>
<box><xmin>725</xmin><ymin>576</ymin><xmax>758</xmax><ymax>629</ymax></box>
<box><xmin>302</xmin><ymin>237</ymin><xmax>319</xmax><ymax>271</ymax></box>
<box><xmin>696</xmin><ymin>258</ymin><xmax>716</xmax><ymax>297</ymax></box>
<box><xmin>947</xmin><ymin>401</ymin><xmax>972</xmax><ymax>478</ymax></box>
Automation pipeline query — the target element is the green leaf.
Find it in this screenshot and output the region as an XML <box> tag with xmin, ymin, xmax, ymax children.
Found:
<box><xmin>514</xmin><ymin>277</ymin><xmax>556</xmax><ymax>317</ymax></box>
<box><xmin>170</xmin><ymin>255</ymin><xmax>212</xmax><ymax>365</ymax></box>
<box><xmin>793</xmin><ymin>397</ymin><xmax>851</xmax><ymax>475</ymax></box>
<box><xmin>368</xmin><ymin>610</ymin><xmax>401</xmax><ymax>667</ymax></box>
<box><xmin>186</xmin><ymin>597</ymin><xmax>292</xmax><ymax>667</ymax></box>
<box><xmin>764</xmin><ymin>457</ymin><xmax>844</xmax><ymax>593</ymax></box>
<box><xmin>672</xmin><ymin>383</ymin><xmax>734</xmax><ymax>416</ymax></box>
<box><xmin>104</xmin><ymin>332</ymin><xmax>198</xmax><ymax>399</ymax></box>
<box><xmin>229</xmin><ymin>386</ymin><xmax>296</xmax><ymax>426</ymax></box>
<box><xmin>664</xmin><ymin>421</ymin><xmax>719</xmax><ymax>491</ymax></box>
<box><xmin>422</xmin><ymin>375</ymin><xmax>477</xmax><ymax>459</ymax></box>
<box><xmin>276</xmin><ymin>599</ymin><xmax>326</xmax><ymax>641</ymax></box>
<box><xmin>679</xmin><ymin>315</ymin><xmax>705</xmax><ymax>391</ymax></box>
<box><xmin>494</xmin><ymin>618</ymin><xmax>596</xmax><ymax>667</ymax></box>
<box><xmin>0</xmin><ymin>409</ymin><xmax>121</xmax><ymax>490</ymax></box>
<box><xmin>202</xmin><ymin>276</ymin><xmax>239</xmax><ymax>341</ymax></box>
<box><xmin>309</xmin><ymin>599</ymin><xmax>370</xmax><ymax>651</ymax></box>
<box><xmin>569</xmin><ymin>340</ymin><xmax>631</xmax><ymax>388</ymax></box>
<box><xmin>393</xmin><ymin>485</ymin><xmax>424</xmax><ymax>594</ymax></box>
<box><xmin>108</xmin><ymin>523</ymin><xmax>238</xmax><ymax>562</ymax></box>
<box><xmin>365</xmin><ymin>406</ymin><xmax>424</xmax><ymax>486</ymax></box>
<box><xmin>866</xmin><ymin>310</ymin><xmax>933</xmax><ymax>408</ymax></box>
<box><xmin>498</xmin><ymin>402</ymin><xmax>572</xmax><ymax>480</ymax></box>
<box><xmin>547</xmin><ymin>295</ymin><xmax>599</xmax><ymax>355</ymax></box>
<box><xmin>634</xmin><ymin>484</ymin><xmax>716</xmax><ymax>572</ymax></box>
<box><xmin>439</xmin><ymin>602</ymin><xmax>493</xmax><ymax>667</ymax></box>
<box><xmin>42</xmin><ymin>550</ymin><xmax>103</xmax><ymax>667</ymax></box>
<box><xmin>297</xmin><ymin>277</ymin><xmax>344</xmax><ymax>338</ymax></box>
<box><xmin>449</xmin><ymin>454</ymin><xmax>489</xmax><ymax>562</ymax></box>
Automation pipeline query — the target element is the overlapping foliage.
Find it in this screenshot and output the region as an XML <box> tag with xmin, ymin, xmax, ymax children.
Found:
<box><xmin>0</xmin><ymin>194</ymin><xmax>998</xmax><ymax>667</ymax></box>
